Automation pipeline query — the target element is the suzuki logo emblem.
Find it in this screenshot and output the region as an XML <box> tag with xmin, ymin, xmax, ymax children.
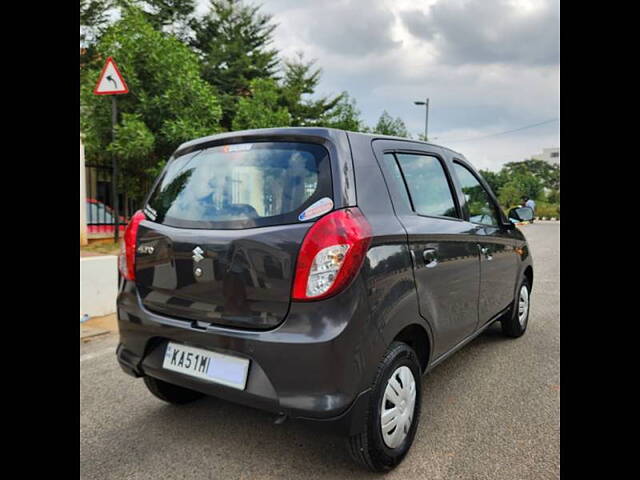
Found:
<box><xmin>192</xmin><ymin>246</ymin><xmax>205</xmax><ymax>263</ymax></box>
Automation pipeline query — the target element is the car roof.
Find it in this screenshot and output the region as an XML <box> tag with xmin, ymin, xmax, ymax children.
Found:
<box><xmin>175</xmin><ymin>127</ymin><xmax>465</xmax><ymax>161</ymax></box>
<box><xmin>350</xmin><ymin>130</ymin><xmax>466</xmax><ymax>160</ymax></box>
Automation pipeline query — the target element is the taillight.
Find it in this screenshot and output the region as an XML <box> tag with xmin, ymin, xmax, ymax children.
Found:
<box><xmin>118</xmin><ymin>210</ymin><xmax>146</xmax><ymax>281</ymax></box>
<box><xmin>292</xmin><ymin>208</ymin><xmax>372</xmax><ymax>301</ymax></box>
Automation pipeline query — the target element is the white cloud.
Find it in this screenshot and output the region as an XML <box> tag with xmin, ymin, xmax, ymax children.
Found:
<box><xmin>197</xmin><ymin>0</ymin><xmax>560</xmax><ymax>170</ymax></box>
<box><xmin>400</xmin><ymin>0</ymin><xmax>559</xmax><ymax>66</ymax></box>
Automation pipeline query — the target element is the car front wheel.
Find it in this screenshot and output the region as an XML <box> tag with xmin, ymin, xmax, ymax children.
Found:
<box><xmin>501</xmin><ymin>277</ymin><xmax>531</xmax><ymax>338</ymax></box>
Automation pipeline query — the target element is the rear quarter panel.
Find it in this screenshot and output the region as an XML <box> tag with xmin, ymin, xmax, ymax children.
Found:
<box><xmin>347</xmin><ymin>133</ymin><xmax>434</xmax><ymax>373</ymax></box>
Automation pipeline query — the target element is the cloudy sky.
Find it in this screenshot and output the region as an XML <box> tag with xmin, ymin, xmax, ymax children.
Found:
<box><xmin>200</xmin><ymin>0</ymin><xmax>559</xmax><ymax>171</ymax></box>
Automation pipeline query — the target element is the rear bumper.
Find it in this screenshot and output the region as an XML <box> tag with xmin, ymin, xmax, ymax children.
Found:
<box><xmin>116</xmin><ymin>277</ymin><xmax>384</xmax><ymax>435</ymax></box>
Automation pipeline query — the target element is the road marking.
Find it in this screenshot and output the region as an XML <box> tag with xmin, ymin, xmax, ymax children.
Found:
<box><xmin>80</xmin><ymin>347</ymin><xmax>115</xmax><ymax>363</ymax></box>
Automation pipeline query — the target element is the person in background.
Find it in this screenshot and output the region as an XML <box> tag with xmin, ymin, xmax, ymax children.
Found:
<box><xmin>523</xmin><ymin>196</ymin><xmax>536</xmax><ymax>223</ymax></box>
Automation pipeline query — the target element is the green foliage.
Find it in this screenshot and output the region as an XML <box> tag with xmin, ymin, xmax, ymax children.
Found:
<box><xmin>80</xmin><ymin>7</ymin><xmax>222</xmax><ymax>200</ymax></box>
<box><xmin>190</xmin><ymin>0</ymin><xmax>279</xmax><ymax>129</ymax></box>
<box><xmin>81</xmin><ymin>0</ymin><xmax>113</xmax><ymax>47</ymax></box>
<box><xmin>232</xmin><ymin>78</ymin><xmax>291</xmax><ymax>130</ymax></box>
<box><xmin>503</xmin><ymin>159</ymin><xmax>560</xmax><ymax>191</ymax></box>
<box><xmin>535</xmin><ymin>202</ymin><xmax>560</xmax><ymax>219</ymax></box>
<box><xmin>78</xmin><ymin>0</ymin><xmax>440</xmax><ymax>211</ymax></box>
<box><xmin>484</xmin><ymin>158</ymin><xmax>560</xmax><ymax>218</ymax></box>
<box><xmin>478</xmin><ymin>169</ymin><xmax>507</xmax><ymax>197</ymax></box>
<box><xmin>373</xmin><ymin>111</ymin><xmax>411</xmax><ymax>138</ymax></box>
<box><xmin>498</xmin><ymin>182</ymin><xmax>523</xmax><ymax>209</ymax></box>
<box><xmin>107</xmin><ymin>113</ymin><xmax>154</xmax><ymax>159</ymax></box>
<box><xmin>279</xmin><ymin>53</ymin><xmax>343</xmax><ymax>126</ymax></box>
<box><xmin>545</xmin><ymin>188</ymin><xmax>560</xmax><ymax>204</ymax></box>
<box><xmin>318</xmin><ymin>92</ymin><xmax>367</xmax><ymax>132</ymax></box>
<box><xmin>137</xmin><ymin>0</ymin><xmax>196</xmax><ymax>33</ymax></box>
<box><xmin>498</xmin><ymin>174</ymin><xmax>543</xmax><ymax>208</ymax></box>
<box><xmin>81</xmin><ymin>0</ymin><xmax>114</xmax><ymax>83</ymax></box>
<box><xmin>146</xmin><ymin>159</ymin><xmax>167</xmax><ymax>180</ymax></box>
<box><xmin>513</xmin><ymin>174</ymin><xmax>543</xmax><ymax>202</ymax></box>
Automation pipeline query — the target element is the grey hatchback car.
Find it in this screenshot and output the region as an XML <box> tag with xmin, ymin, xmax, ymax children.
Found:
<box><xmin>116</xmin><ymin>127</ymin><xmax>534</xmax><ymax>472</ymax></box>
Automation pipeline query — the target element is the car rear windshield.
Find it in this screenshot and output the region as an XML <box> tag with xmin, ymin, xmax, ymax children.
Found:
<box><xmin>145</xmin><ymin>142</ymin><xmax>332</xmax><ymax>229</ymax></box>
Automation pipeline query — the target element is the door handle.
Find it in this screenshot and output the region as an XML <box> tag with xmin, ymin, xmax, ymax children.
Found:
<box><xmin>423</xmin><ymin>248</ymin><xmax>438</xmax><ymax>268</ymax></box>
<box><xmin>479</xmin><ymin>246</ymin><xmax>493</xmax><ymax>260</ymax></box>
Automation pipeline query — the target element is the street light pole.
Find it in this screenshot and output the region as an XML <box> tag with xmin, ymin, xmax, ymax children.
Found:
<box><xmin>414</xmin><ymin>98</ymin><xmax>430</xmax><ymax>141</ymax></box>
<box><xmin>424</xmin><ymin>98</ymin><xmax>429</xmax><ymax>141</ymax></box>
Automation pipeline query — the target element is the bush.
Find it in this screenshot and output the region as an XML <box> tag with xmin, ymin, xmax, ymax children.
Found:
<box><xmin>535</xmin><ymin>202</ymin><xmax>560</xmax><ymax>219</ymax></box>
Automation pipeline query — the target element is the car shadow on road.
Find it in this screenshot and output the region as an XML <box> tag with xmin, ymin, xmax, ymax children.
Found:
<box><xmin>85</xmin><ymin>390</ymin><xmax>371</xmax><ymax>478</ymax></box>
<box><xmin>83</xmin><ymin>321</ymin><xmax>517</xmax><ymax>479</ymax></box>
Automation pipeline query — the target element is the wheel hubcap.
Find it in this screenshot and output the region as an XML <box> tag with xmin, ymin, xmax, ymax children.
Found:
<box><xmin>518</xmin><ymin>285</ymin><xmax>529</xmax><ymax>327</ymax></box>
<box><xmin>381</xmin><ymin>366</ymin><xmax>416</xmax><ymax>449</ymax></box>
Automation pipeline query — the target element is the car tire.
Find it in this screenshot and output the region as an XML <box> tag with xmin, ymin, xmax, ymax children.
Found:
<box><xmin>501</xmin><ymin>277</ymin><xmax>531</xmax><ymax>338</ymax></box>
<box><xmin>143</xmin><ymin>376</ymin><xmax>205</xmax><ymax>405</ymax></box>
<box><xmin>348</xmin><ymin>341</ymin><xmax>422</xmax><ymax>472</ymax></box>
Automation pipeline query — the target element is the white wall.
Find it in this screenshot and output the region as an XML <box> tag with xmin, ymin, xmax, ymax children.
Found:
<box><xmin>80</xmin><ymin>256</ymin><xmax>118</xmax><ymax>317</ymax></box>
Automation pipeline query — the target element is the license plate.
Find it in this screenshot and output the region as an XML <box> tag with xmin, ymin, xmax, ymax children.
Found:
<box><xmin>162</xmin><ymin>342</ymin><xmax>250</xmax><ymax>390</ymax></box>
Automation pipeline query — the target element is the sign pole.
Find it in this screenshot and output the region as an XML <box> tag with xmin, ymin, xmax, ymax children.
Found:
<box><xmin>111</xmin><ymin>96</ymin><xmax>119</xmax><ymax>243</ymax></box>
<box><xmin>93</xmin><ymin>56</ymin><xmax>128</xmax><ymax>244</ymax></box>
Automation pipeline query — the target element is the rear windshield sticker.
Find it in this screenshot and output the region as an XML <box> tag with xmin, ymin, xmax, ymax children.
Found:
<box><xmin>222</xmin><ymin>143</ymin><xmax>252</xmax><ymax>153</ymax></box>
<box><xmin>299</xmin><ymin>197</ymin><xmax>334</xmax><ymax>222</ymax></box>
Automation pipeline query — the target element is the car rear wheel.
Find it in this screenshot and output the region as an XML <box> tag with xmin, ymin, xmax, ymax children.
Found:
<box><xmin>143</xmin><ymin>376</ymin><xmax>205</xmax><ymax>405</ymax></box>
<box><xmin>348</xmin><ymin>342</ymin><xmax>422</xmax><ymax>472</ymax></box>
<box><xmin>501</xmin><ymin>277</ymin><xmax>531</xmax><ymax>338</ymax></box>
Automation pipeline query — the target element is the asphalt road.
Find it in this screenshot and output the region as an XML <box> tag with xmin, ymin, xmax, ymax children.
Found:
<box><xmin>80</xmin><ymin>222</ymin><xmax>559</xmax><ymax>480</ymax></box>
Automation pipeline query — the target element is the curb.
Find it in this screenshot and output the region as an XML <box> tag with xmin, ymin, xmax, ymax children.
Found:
<box><xmin>516</xmin><ymin>219</ymin><xmax>560</xmax><ymax>226</ymax></box>
<box><xmin>81</xmin><ymin>325</ymin><xmax>110</xmax><ymax>342</ymax></box>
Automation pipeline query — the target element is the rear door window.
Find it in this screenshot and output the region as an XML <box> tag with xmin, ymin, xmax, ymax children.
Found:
<box><xmin>146</xmin><ymin>142</ymin><xmax>332</xmax><ymax>229</ymax></box>
<box><xmin>393</xmin><ymin>153</ymin><xmax>459</xmax><ymax>219</ymax></box>
<box><xmin>382</xmin><ymin>153</ymin><xmax>413</xmax><ymax>212</ymax></box>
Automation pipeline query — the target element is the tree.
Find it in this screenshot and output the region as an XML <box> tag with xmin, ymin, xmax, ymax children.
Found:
<box><xmin>479</xmin><ymin>169</ymin><xmax>507</xmax><ymax>197</ymax></box>
<box><xmin>80</xmin><ymin>7</ymin><xmax>222</xmax><ymax>202</ymax></box>
<box><xmin>279</xmin><ymin>53</ymin><xmax>343</xmax><ymax>126</ymax></box>
<box><xmin>498</xmin><ymin>174</ymin><xmax>543</xmax><ymax>208</ymax></box>
<box><xmin>232</xmin><ymin>78</ymin><xmax>291</xmax><ymax>130</ymax></box>
<box><xmin>318</xmin><ymin>92</ymin><xmax>366</xmax><ymax>132</ymax></box>
<box><xmin>545</xmin><ymin>188</ymin><xmax>560</xmax><ymax>204</ymax></box>
<box><xmin>498</xmin><ymin>182</ymin><xmax>522</xmax><ymax>209</ymax></box>
<box><xmin>81</xmin><ymin>0</ymin><xmax>114</xmax><ymax>79</ymax></box>
<box><xmin>190</xmin><ymin>0</ymin><xmax>279</xmax><ymax>129</ymax></box>
<box><xmin>137</xmin><ymin>0</ymin><xmax>197</xmax><ymax>37</ymax></box>
<box><xmin>373</xmin><ymin>111</ymin><xmax>410</xmax><ymax>138</ymax></box>
<box><xmin>81</xmin><ymin>0</ymin><xmax>113</xmax><ymax>47</ymax></box>
<box><xmin>503</xmin><ymin>159</ymin><xmax>559</xmax><ymax>191</ymax></box>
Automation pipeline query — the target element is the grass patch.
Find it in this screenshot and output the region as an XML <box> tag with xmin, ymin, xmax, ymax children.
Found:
<box><xmin>81</xmin><ymin>241</ymin><xmax>120</xmax><ymax>256</ymax></box>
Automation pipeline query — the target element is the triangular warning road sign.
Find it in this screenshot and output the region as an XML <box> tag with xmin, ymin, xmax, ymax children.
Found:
<box><xmin>93</xmin><ymin>57</ymin><xmax>129</xmax><ymax>95</ymax></box>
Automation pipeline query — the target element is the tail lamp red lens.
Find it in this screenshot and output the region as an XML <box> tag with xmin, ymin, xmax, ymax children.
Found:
<box><xmin>118</xmin><ymin>210</ymin><xmax>146</xmax><ymax>281</ymax></box>
<box><xmin>292</xmin><ymin>208</ymin><xmax>372</xmax><ymax>301</ymax></box>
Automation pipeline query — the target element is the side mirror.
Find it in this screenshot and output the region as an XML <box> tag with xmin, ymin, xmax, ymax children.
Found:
<box><xmin>508</xmin><ymin>206</ymin><xmax>534</xmax><ymax>223</ymax></box>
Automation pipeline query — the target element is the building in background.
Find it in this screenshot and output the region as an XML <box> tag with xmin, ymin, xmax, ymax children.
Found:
<box><xmin>532</xmin><ymin>147</ymin><xmax>560</xmax><ymax>165</ymax></box>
